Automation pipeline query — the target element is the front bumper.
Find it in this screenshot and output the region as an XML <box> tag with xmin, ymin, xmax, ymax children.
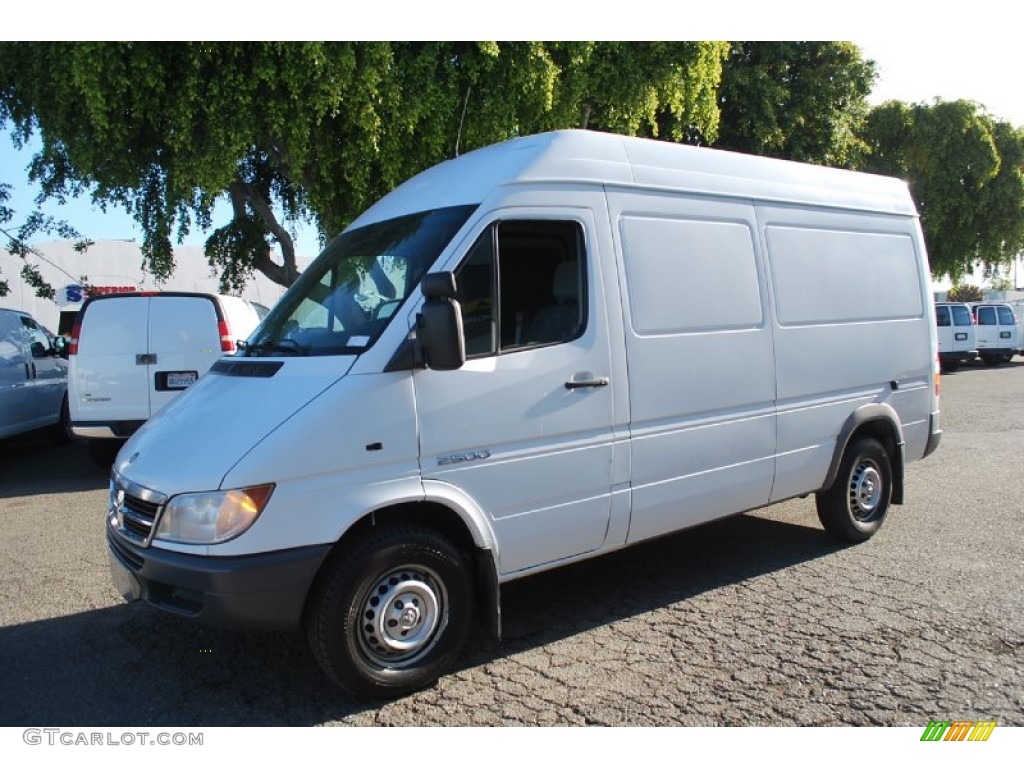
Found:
<box><xmin>107</xmin><ymin>530</ymin><xmax>331</xmax><ymax>631</ymax></box>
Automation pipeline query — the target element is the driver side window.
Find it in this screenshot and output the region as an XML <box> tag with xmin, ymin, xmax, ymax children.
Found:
<box><xmin>455</xmin><ymin>219</ymin><xmax>586</xmax><ymax>358</ymax></box>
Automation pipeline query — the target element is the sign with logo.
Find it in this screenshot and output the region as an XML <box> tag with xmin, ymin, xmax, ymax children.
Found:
<box><xmin>58</xmin><ymin>284</ymin><xmax>139</xmax><ymax>307</ymax></box>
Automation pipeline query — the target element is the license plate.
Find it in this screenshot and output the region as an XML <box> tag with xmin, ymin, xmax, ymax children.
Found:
<box><xmin>166</xmin><ymin>371</ymin><xmax>198</xmax><ymax>389</ymax></box>
<box><xmin>109</xmin><ymin>554</ymin><xmax>142</xmax><ymax>602</ymax></box>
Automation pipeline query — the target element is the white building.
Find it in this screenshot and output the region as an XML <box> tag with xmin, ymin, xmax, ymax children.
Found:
<box><xmin>0</xmin><ymin>239</ymin><xmax>298</xmax><ymax>333</ymax></box>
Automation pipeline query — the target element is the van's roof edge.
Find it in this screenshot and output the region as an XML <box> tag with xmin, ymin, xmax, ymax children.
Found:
<box><xmin>351</xmin><ymin>130</ymin><xmax>917</xmax><ymax>230</ymax></box>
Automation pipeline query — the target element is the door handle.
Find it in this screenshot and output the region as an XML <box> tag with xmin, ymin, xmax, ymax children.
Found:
<box><xmin>565</xmin><ymin>377</ymin><xmax>609</xmax><ymax>390</ymax></box>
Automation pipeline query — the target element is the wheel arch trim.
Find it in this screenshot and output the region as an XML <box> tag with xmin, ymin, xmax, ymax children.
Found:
<box><xmin>822</xmin><ymin>403</ymin><xmax>906</xmax><ymax>504</ymax></box>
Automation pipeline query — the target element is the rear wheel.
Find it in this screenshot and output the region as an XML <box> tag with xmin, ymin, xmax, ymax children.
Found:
<box><xmin>817</xmin><ymin>437</ymin><xmax>892</xmax><ymax>542</ymax></box>
<box><xmin>982</xmin><ymin>354</ymin><xmax>1001</xmax><ymax>366</ymax></box>
<box><xmin>306</xmin><ymin>525</ymin><xmax>473</xmax><ymax>699</ymax></box>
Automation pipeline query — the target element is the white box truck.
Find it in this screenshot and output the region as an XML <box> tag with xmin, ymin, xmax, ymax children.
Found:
<box><xmin>105</xmin><ymin>131</ymin><xmax>941</xmax><ymax>698</ymax></box>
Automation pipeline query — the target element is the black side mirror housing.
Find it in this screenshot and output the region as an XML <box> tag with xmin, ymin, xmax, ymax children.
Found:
<box><xmin>416</xmin><ymin>271</ymin><xmax>465</xmax><ymax>371</ymax></box>
<box><xmin>53</xmin><ymin>336</ymin><xmax>70</xmax><ymax>359</ymax></box>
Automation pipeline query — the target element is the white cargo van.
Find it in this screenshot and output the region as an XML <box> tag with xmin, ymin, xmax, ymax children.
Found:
<box><xmin>0</xmin><ymin>308</ymin><xmax>69</xmax><ymax>440</ymax></box>
<box><xmin>934</xmin><ymin>302</ymin><xmax>977</xmax><ymax>372</ymax></box>
<box><xmin>105</xmin><ymin>131</ymin><xmax>941</xmax><ymax>698</ymax></box>
<box><xmin>971</xmin><ymin>303</ymin><xmax>1020</xmax><ymax>365</ymax></box>
<box><xmin>70</xmin><ymin>292</ymin><xmax>262</xmax><ymax>465</ymax></box>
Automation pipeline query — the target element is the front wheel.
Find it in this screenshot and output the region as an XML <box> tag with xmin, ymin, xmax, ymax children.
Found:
<box><xmin>816</xmin><ymin>437</ymin><xmax>892</xmax><ymax>542</ymax></box>
<box><xmin>306</xmin><ymin>525</ymin><xmax>473</xmax><ymax>699</ymax></box>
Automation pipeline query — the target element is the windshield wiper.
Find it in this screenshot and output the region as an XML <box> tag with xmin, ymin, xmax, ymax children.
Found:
<box><xmin>244</xmin><ymin>338</ymin><xmax>309</xmax><ymax>357</ymax></box>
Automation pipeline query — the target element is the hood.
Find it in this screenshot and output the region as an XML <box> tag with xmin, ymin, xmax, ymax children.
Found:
<box><xmin>114</xmin><ymin>356</ymin><xmax>355</xmax><ymax>493</ymax></box>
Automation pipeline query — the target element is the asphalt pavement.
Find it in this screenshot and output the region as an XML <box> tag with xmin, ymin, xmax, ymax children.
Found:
<box><xmin>0</xmin><ymin>362</ymin><xmax>1021</xmax><ymax>726</ymax></box>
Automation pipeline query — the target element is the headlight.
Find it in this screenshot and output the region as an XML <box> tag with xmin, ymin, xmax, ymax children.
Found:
<box><xmin>155</xmin><ymin>484</ymin><xmax>275</xmax><ymax>544</ymax></box>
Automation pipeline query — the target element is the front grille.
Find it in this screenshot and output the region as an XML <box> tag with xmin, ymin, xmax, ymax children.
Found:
<box><xmin>120</xmin><ymin>494</ymin><xmax>160</xmax><ymax>542</ymax></box>
<box><xmin>109</xmin><ymin>473</ymin><xmax>167</xmax><ymax>547</ymax></box>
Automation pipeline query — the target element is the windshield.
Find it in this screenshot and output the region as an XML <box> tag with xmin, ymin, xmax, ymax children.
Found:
<box><xmin>245</xmin><ymin>205</ymin><xmax>476</xmax><ymax>356</ymax></box>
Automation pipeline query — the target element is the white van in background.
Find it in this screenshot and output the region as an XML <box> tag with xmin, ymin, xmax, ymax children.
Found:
<box><xmin>0</xmin><ymin>307</ymin><xmax>69</xmax><ymax>440</ymax></box>
<box><xmin>70</xmin><ymin>292</ymin><xmax>262</xmax><ymax>465</ymax></box>
<box><xmin>934</xmin><ymin>302</ymin><xmax>977</xmax><ymax>372</ymax></box>
<box><xmin>104</xmin><ymin>131</ymin><xmax>942</xmax><ymax>699</ymax></box>
<box><xmin>971</xmin><ymin>303</ymin><xmax>1020</xmax><ymax>365</ymax></box>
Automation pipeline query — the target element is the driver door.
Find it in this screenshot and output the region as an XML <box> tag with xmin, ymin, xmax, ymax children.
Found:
<box><xmin>414</xmin><ymin>210</ymin><xmax>616</xmax><ymax>575</ymax></box>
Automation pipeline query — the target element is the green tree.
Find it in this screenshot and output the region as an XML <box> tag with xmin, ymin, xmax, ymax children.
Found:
<box><xmin>861</xmin><ymin>100</ymin><xmax>1024</xmax><ymax>281</ymax></box>
<box><xmin>0</xmin><ymin>182</ymin><xmax>92</xmax><ymax>298</ymax></box>
<box><xmin>702</xmin><ymin>41</ymin><xmax>876</xmax><ymax>167</ymax></box>
<box><xmin>946</xmin><ymin>283</ymin><xmax>984</xmax><ymax>303</ymax></box>
<box><xmin>0</xmin><ymin>41</ymin><xmax>727</xmax><ymax>292</ymax></box>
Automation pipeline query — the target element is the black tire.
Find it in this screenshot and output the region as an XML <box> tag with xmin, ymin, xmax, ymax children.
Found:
<box><xmin>86</xmin><ymin>438</ymin><xmax>122</xmax><ymax>468</ymax></box>
<box><xmin>306</xmin><ymin>525</ymin><xmax>473</xmax><ymax>699</ymax></box>
<box><xmin>940</xmin><ymin>361</ymin><xmax>958</xmax><ymax>373</ymax></box>
<box><xmin>816</xmin><ymin>437</ymin><xmax>892</xmax><ymax>542</ymax></box>
<box><xmin>982</xmin><ymin>355</ymin><xmax>1001</xmax><ymax>367</ymax></box>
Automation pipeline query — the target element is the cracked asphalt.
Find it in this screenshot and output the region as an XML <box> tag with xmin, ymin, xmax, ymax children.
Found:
<box><xmin>1</xmin><ymin>362</ymin><xmax>1021</xmax><ymax>726</ymax></box>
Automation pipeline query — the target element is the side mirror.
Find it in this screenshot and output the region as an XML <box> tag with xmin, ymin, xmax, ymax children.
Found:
<box><xmin>416</xmin><ymin>272</ymin><xmax>465</xmax><ymax>371</ymax></box>
<box><xmin>53</xmin><ymin>336</ymin><xmax>70</xmax><ymax>359</ymax></box>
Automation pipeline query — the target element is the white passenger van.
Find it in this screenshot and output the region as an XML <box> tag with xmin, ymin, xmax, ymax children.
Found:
<box><xmin>970</xmin><ymin>302</ymin><xmax>1020</xmax><ymax>365</ymax></box>
<box><xmin>70</xmin><ymin>292</ymin><xmax>263</xmax><ymax>466</ymax></box>
<box><xmin>934</xmin><ymin>301</ymin><xmax>977</xmax><ymax>371</ymax></box>
<box><xmin>105</xmin><ymin>131</ymin><xmax>941</xmax><ymax>698</ymax></box>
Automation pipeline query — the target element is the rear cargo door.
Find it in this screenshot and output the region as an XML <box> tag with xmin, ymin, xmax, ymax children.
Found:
<box><xmin>997</xmin><ymin>305</ymin><xmax>1019</xmax><ymax>351</ymax></box>
<box><xmin>74</xmin><ymin>297</ymin><xmax>150</xmax><ymax>422</ymax></box>
<box><xmin>148</xmin><ymin>296</ymin><xmax>221</xmax><ymax>416</ymax></box>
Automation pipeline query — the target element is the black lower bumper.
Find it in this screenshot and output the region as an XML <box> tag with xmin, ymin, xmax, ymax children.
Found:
<box><xmin>938</xmin><ymin>350</ymin><xmax>977</xmax><ymax>363</ymax></box>
<box><xmin>978</xmin><ymin>348</ymin><xmax>1017</xmax><ymax>358</ymax></box>
<box><xmin>107</xmin><ymin>531</ymin><xmax>332</xmax><ymax>631</ymax></box>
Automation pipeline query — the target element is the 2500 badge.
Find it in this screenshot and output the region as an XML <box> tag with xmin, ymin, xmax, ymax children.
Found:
<box><xmin>437</xmin><ymin>450</ymin><xmax>491</xmax><ymax>466</ymax></box>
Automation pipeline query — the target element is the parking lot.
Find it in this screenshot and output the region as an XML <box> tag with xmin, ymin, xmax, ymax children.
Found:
<box><xmin>1</xmin><ymin>362</ymin><xmax>1022</xmax><ymax>727</ymax></box>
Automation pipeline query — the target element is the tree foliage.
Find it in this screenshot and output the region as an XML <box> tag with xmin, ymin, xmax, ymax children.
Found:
<box><xmin>0</xmin><ymin>42</ymin><xmax>728</xmax><ymax>291</ymax></box>
<box><xmin>946</xmin><ymin>283</ymin><xmax>984</xmax><ymax>303</ymax></box>
<box><xmin>861</xmin><ymin>100</ymin><xmax>1024</xmax><ymax>281</ymax></box>
<box><xmin>703</xmin><ymin>41</ymin><xmax>876</xmax><ymax>167</ymax></box>
<box><xmin>0</xmin><ymin>181</ymin><xmax>92</xmax><ymax>298</ymax></box>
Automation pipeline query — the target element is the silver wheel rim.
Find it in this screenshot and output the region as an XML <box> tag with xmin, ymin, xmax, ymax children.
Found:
<box><xmin>357</xmin><ymin>565</ymin><xmax>447</xmax><ymax>668</ymax></box>
<box><xmin>849</xmin><ymin>459</ymin><xmax>883</xmax><ymax>521</ymax></box>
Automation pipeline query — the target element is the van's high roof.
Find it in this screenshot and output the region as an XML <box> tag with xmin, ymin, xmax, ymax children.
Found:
<box><xmin>353</xmin><ymin>130</ymin><xmax>917</xmax><ymax>229</ymax></box>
